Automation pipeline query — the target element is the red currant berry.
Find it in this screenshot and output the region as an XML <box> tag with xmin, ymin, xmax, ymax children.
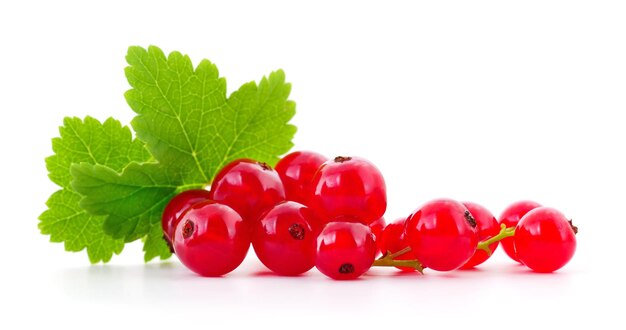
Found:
<box><xmin>460</xmin><ymin>202</ymin><xmax>500</xmax><ymax>269</ymax></box>
<box><xmin>210</xmin><ymin>159</ymin><xmax>285</xmax><ymax>223</ymax></box>
<box><xmin>316</xmin><ymin>222</ymin><xmax>377</xmax><ymax>280</ymax></box>
<box><xmin>275</xmin><ymin>151</ymin><xmax>328</xmax><ymax>205</ymax></box>
<box><xmin>515</xmin><ymin>207</ymin><xmax>577</xmax><ymax>273</ymax></box>
<box><xmin>380</xmin><ymin>219</ymin><xmax>417</xmax><ymax>271</ymax></box>
<box><xmin>405</xmin><ymin>199</ymin><xmax>478</xmax><ymax>271</ymax></box>
<box><xmin>252</xmin><ymin>201</ymin><xmax>322</xmax><ymax>276</ymax></box>
<box><xmin>498</xmin><ymin>201</ymin><xmax>541</xmax><ymax>262</ymax></box>
<box><xmin>161</xmin><ymin>189</ymin><xmax>212</xmax><ymax>244</ymax></box>
<box><xmin>173</xmin><ymin>201</ymin><xmax>251</xmax><ymax>277</ymax></box>
<box><xmin>368</xmin><ymin>217</ymin><xmax>386</xmax><ymax>257</ymax></box>
<box><xmin>310</xmin><ymin>156</ymin><xmax>386</xmax><ymax>225</ymax></box>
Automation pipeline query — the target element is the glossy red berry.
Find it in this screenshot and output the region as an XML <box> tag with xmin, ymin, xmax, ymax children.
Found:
<box><xmin>252</xmin><ymin>201</ymin><xmax>322</xmax><ymax>276</ymax></box>
<box><xmin>515</xmin><ymin>207</ymin><xmax>577</xmax><ymax>272</ymax></box>
<box><xmin>498</xmin><ymin>201</ymin><xmax>541</xmax><ymax>262</ymax></box>
<box><xmin>161</xmin><ymin>189</ymin><xmax>212</xmax><ymax>244</ymax></box>
<box><xmin>275</xmin><ymin>151</ymin><xmax>328</xmax><ymax>205</ymax></box>
<box><xmin>173</xmin><ymin>201</ymin><xmax>251</xmax><ymax>277</ymax></box>
<box><xmin>460</xmin><ymin>202</ymin><xmax>500</xmax><ymax>269</ymax></box>
<box><xmin>310</xmin><ymin>156</ymin><xmax>386</xmax><ymax>225</ymax></box>
<box><xmin>405</xmin><ymin>199</ymin><xmax>478</xmax><ymax>271</ymax></box>
<box><xmin>316</xmin><ymin>222</ymin><xmax>377</xmax><ymax>280</ymax></box>
<box><xmin>380</xmin><ymin>219</ymin><xmax>417</xmax><ymax>271</ymax></box>
<box><xmin>368</xmin><ymin>217</ymin><xmax>386</xmax><ymax>257</ymax></box>
<box><xmin>210</xmin><ymin>159</ymin><xmax>285</xmax><ymax>223</ymax></box>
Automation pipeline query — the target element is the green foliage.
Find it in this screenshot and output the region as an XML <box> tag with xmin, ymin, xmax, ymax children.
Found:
<box><xmin>40</xmin><ymin>46</ymin><xmax>296</xmax><ymax>263</ymax></box>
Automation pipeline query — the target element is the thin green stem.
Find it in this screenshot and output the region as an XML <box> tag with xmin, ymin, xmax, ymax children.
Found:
<box><xmin>385</xmin><ymin>247</ymin><xmax>412</xmax><ymax>260</ymax></box>
<box><xmin>175</xmin><ymin>183</ymin><xmax>207</xmax><ymax>193</ymax></box>
<box><xmin>476</xmin><ymin>224</ymin><xmax>515</xmax><ymax>256</ymax></box>
<box><xmin>372</xmin><ymin>247</ymin><xmax>424</xmax><ymax>273</ymax></box>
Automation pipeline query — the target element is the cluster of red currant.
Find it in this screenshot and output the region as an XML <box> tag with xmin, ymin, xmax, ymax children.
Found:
<box><xmin>161</xmin><ymin>151</ymin><xmax>578</xmax><ymax>279</ymax></box>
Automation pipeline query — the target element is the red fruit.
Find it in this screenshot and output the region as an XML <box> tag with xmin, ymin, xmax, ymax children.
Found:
<box><xmin>515</xmin><ymin>207</ymin><xmax>577</xmax><ymax>272</ymax></box>
<box><xmin>380</xmin><ymin>219</ymin><xmax>417</xmax><ymax>271</ymax></box>
<box><xmin>210</xmin><ymin>159</ymin><xmax>285</xmax><ymax>223</ymax></box>
<box><xmin>310</xmin><ymin>156</ymin><xmax>386</xmax><ymax>225</ymax></box>
<box><xmin>460</xmin><ymin>202</ymin><xmax>500</xmax><ymax>269</ymax></box>
<box><xmin>252</xmin><ymin>201</ymin><xmax>322</xmax><ymax>276</ymax></box>
<box><xmin>316</xmin><ymin>222</ymin><xmax>377</xmax><ymax>280</ymax></box>
<box><xmin>275</xmin><ymin>151</ymin><xmax>328</xmax><ymax>205</ymax></box>
<box><xmin>405</xmin><ymin>199</ymin><xmax>478</xmax><ymax>271</ymax></box>
<box><xmin>368</xmin><ymin>217</ymin><xmax>386</xmax><ymax>257</ymax></box>
<box><xmin>173</xmin><ymin>201</ymin><xmax>251</xmax><ymax>277</ymax></box>
<box><xmin>498</xmin><ymin>201</ymin><xmax>541</xmax><ymax>262</ymax></box>
<box><xmin>161</xmin><ymin>189</ymin><xmax>212</xmax><ymax>244</ymax></box>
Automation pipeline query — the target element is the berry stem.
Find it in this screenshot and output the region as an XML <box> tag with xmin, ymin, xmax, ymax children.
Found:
<box><xmin>475</xmin><ymin>224</ymin><xmax>516</xmax><ymax>256</ymax></box>
<box><xmin>372</xmin><ymin>247</ymin><xmax>424</xmax><ymax>273</ymax></box>
<box><xmin>175</xmin><ymin>184</ymin><xmax>207</xmax><ymax>193</ymax></box>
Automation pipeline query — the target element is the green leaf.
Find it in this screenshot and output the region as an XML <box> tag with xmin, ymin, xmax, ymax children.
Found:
<box><xmin>125</xmin><ymin>45</ymin><xmax>296</xmax><ymax>183</ymax></box>
<box><xmin>39</xmin><ymin>117</ymin><xmax>151</xmax><ymax>263</ymax></box>
<box><xmin>71</xmin><ymin>162</ymin><xmax>180</xmax><ymax>242</ymax></box>
<box><xmin>72</xmin><ymin>45</ymin><xmax>296</xmax><ymax>244</ymax></box>
<box><xmin>222</xmin><ymin>70</ymin><xmax>297</xmax><ymax>168</ymax></box>
<box><xmin>143</xmin><ymin>221</ymin><xmax>173</xmax><ymax>262</ymax></box>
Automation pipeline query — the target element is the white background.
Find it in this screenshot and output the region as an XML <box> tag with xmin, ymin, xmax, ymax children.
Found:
<box><xmin>1</xmin><ymin>0</ymin><xmax>625</xmax><ymax>328</ymax></box>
